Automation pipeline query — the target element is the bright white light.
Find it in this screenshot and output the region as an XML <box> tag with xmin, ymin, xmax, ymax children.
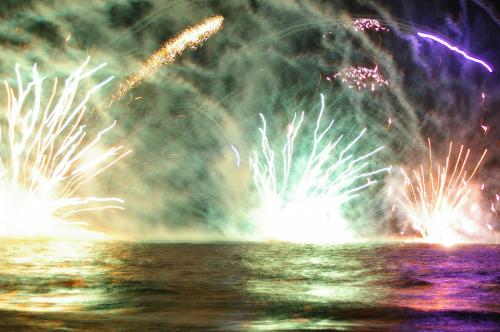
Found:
<box><xmin>250</xmin><ymin>94</ymin><xmax>388</xmax><ymax>243</ymax></box>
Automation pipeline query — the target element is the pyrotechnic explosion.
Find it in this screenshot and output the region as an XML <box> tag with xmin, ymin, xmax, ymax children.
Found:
<box><xmin>0</xmin><ymin>59</ymin><xmax>131</xmax><ymax>240</ymax></box>
<box><xmin>329</xmin><ymin>66</ymin><xmax>389</xmax><ymax>91</ymax></box>
<box><xmin>349</xmin><ymin>18</ymin><xmax>389</xmax><ymax>32</ymax></box>
<box><xmin>111</xmin><ymin>15</ymin><xmax>224</xmax><ymax>104</ymax></box>
<box><xmin>249</xmin><ymin>94</ymin><xmax>389</xmax><ymax>243</ymax></box>
<box><xmin>397</xmin><ymin>139</ymin><xmax>488</xmax><ymax>246</ymax></box>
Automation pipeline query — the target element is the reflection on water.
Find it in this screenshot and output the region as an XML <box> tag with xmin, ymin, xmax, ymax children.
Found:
<box><xmin>0</xmin><ymin>241</ymin><xmax>499</xmax><ymax>330</ymax></box>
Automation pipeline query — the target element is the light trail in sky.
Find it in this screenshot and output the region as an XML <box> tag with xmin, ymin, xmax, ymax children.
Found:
<box><xmin>417</xmin><ymin>32</ymin><xmax>493</xmax><ymax>72</ymax></box>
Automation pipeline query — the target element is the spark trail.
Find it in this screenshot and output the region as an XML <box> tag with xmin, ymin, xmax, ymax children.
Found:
<box><xmin>111</xmin><ymin>15</ymin><xmax>224</xmax><ymax>104</ymax></box>
<box><xmin>417</xmin><ymin>32</ymin><xmax>493</xmax><ymax>72</ymax></box>
<box><xmin>249</xmin><ymin>94</ymin><xmax>389</xmax><ymax>243</ymax></box>
<box><xmin>398</xmin><ymin>139</ymin><xmax>488</xmax><ymax>246</ymax></box>
<box><xmin>0</xmin><ymin>59</ymin><xmax>131</xmax><ymax>239</ymax></box>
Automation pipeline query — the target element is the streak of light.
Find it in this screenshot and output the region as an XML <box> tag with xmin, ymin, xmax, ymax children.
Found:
<box><xmin>110</xmin><ymin>15</ymin><xmax>224</xmax><ymax>105</ymax></box>
<box><xmin>230</xmin><ymin>144</ymin><xmax>240</xmax><ymax>167</ymax></box>
<box><xmin>417</xmin><ymin>32</ymin><xmax>493</xmax><ymax>72</ymax></box>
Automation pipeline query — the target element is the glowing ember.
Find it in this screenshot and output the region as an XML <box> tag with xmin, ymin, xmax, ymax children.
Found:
<box><xmin>331</xmin><ymin>66</ymin><xmax>389</xmax><ymax>91</ymax></box>
<box><xmin>249</xmin><ymin>94</ymin><xmax>389</xmax><ymax>243</ymax></box>
<box><xmin>397</xmin><ymin>139</ymin><xmax>487</xmax><ymax>246</ymax></box>
<box><xmin>0</xmin><ymin>59</ymin><xmax>131</xmax><ymax>240</ymax></box>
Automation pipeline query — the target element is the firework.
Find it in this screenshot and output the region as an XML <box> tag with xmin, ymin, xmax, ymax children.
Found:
<box><xmin>417</xmin><ymin>32</ymin><xmax>493</xmax><ymax>72</ymax></box>
<box><xmin>350</xmin><ymin>18</ymin><xmax>389</xmax><ymax>32</ymax></box>
<box><xmin>0</xmin><ymin>59</ymin><xmax>131</xmax><ymax>239</ymax></box>
<box><xmin>111</xmin><ymin>15</ymin><xmax>224</xmax><ymax>104</ymax></box>
<box><xmin>330</xmin><ymin>66</ymin><xmax>389</xmax><ymax>91</ymax></box>
<box><xmin>249</xmin><ymin>94</ymin><xmax>389</xmax><ymax>243</ymax></box>
<box><xmin>397</xmin><ymin>139</ymin><xmax>487</xmax><ymax>246</ymax></box>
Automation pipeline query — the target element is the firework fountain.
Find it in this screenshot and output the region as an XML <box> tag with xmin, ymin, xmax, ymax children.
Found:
<box><xmin>0</xmin><ymin>59</ymin><xmax>131</xmax><ymax>240</ymax></box>
<box><xmin>249</xmin><ymin>94</ymin><xmax>390</xmax><ymax>243</ymax></box>
<box><xmin>394</xmin><ymin>139</ymin><xmax>489</xmax><ymax>246</ymax></box>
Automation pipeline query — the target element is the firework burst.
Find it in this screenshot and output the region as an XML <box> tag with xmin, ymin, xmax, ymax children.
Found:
<box><xmin>249</xmin><ymin>94</ymin><xmax>389</xmax><ymax>243</ymax></box>
<box><xmin>0</xmin><ymin>59</ymin><xmax>131</xmax><ymax>239</ymax></box>
<box><xmin>330</xmin><ymin>66</ymin><xmax>389</xmax><ymax>91</ymax></box>
<box><xmin>349</xmin><ymin>18</ymin><xmax>389</xmax><ymax>32</ymax></box>
<box><xmin>397</xmin><ymin>139</ymin><xmax>488</xmax><ymax>246</ymax></box>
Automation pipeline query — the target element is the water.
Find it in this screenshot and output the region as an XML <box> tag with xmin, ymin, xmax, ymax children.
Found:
<box><xmin>0</xmin><ymin>241</ymin><xmax>499</xmax><ymax>331</ymax></box>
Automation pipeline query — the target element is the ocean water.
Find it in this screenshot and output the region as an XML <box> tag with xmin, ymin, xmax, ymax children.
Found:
<box><xmin>0</xmin><ymin>241</ymin><xmax>499</xmax><ymax>331</ymax></box>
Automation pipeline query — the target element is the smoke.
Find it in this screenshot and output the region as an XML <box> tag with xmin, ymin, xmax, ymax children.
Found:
<box><xmin>0</xmin><ymin>0</ymin><xmax>498</xmax><ymax>241</ymax></box>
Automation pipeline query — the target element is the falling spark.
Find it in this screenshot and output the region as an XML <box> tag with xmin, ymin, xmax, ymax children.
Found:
<box><xmin>481</xmin><ymin>124</ymin><xmax>489</xmax><ymax>135</ymax></box>
<box><xmin>398</xmin><ymin>139</ymin><xmax>487</xmax><ymax>246</ymax></box>
<box><xmin>481</xmin><ymin>92</ymin><xmax>486</xmax><ymax>107</ymax></box>
<box><xmin>249</xmin><ymin>94</ymin><xmax>389</xmax><ymax>243</ymax></box>
<box><xmin>0</xmin><ymin>59</ymin><xmax>131</xmax><ymax>239</ymax></box>
<box><xmin>492</xmin><ymin>195</ymin><xmax>500</xmax><ymax>214</ymax></box>
<box><xmin>111</xmin><ymin>15</ymin><xmax>224</xmax><ymax>104</ymax></box>
<box><xmin>230</xmin><ymin>144</ymin><xmax>240</xmax><ymax>167</ymax></box>
<box><xmin>332</xmin><ymin>66</ymin><xmax>389</xmax><ymax>91</ymax></box>
<box><xmin>417</xmin><ymin>32</ymin><xmax>493</xmax><ymax>72</ymax></box>
<box><xmin>350</xmin><ymin>18</ymin><xmax>389</xmax><ymax>32</ymax></box>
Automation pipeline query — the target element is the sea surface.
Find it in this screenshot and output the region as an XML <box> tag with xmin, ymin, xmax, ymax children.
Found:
<box><xmin>0</xmin><ymin>241</ymin><xmax>499</xmax><ymax>331</ymax></box>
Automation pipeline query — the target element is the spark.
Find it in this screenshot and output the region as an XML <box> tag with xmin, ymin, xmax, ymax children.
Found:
<box><xmin>332</xmin><ymin>66</ymin><xmax>389</xmax><ymax>91</ymax></box>
<box><xmin>249</xmin><ymin>94</ymin><xmax>389</xmax><ymax>243</ymax></box>
<box><xmin>398</xmin><ymin>139</ymin><xmax>487</xmax><ymax>246</ymax></box>
<box><xmin>111</xmin><ymin>15</ymin><xmax>224</xmax><ymax>104</ymax></box>
<box><xmin>417</xmin><ymin>32</ymin><xmax>493</xmax><ymax>72</ymax></box>
<box><xmin>481</xmin><ymin>124</ymin><xmax>489</xmax><ymax>135</ymax></box>
<box><xmin>350</xmin><ymin>18</ymin><xmax>389</xmax><ymax>32</ymax></box>
<box><xmin>481</xmin><ymin>92</ymin><xmax>486</xmax><ymax>106</ymax></box>
<box><xmin>0</xmin><ymin>59</ymin><xmax>131</xmax><ymax>240</ymax></box>
<box><xmin>230</xmin><ymin>144</ymin><xmax>240</xmax><ymax>167</ymax></box>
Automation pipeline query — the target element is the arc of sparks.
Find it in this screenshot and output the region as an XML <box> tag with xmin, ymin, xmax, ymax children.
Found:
<box><xmin>417</xmin><ymin>32</ymin><xmax>493</xmax><ymax>73</ymax></box>
<box><xmin>111</xmin><ymin>15</ymin><xmax>224</xmax><ymax>105</ymax></box>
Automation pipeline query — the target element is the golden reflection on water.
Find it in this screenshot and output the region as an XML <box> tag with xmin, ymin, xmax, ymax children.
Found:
<box><xmin>0</xmin><ymin>240</ymin><xmax>108</xmax><ymax>313</ymax></box>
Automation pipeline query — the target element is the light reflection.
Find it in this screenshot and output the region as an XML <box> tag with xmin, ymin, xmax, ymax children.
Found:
<box><xmin>0</xmin><ymin>240</ymin><xmax>108</xmax><ymax>313</ymax></box>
